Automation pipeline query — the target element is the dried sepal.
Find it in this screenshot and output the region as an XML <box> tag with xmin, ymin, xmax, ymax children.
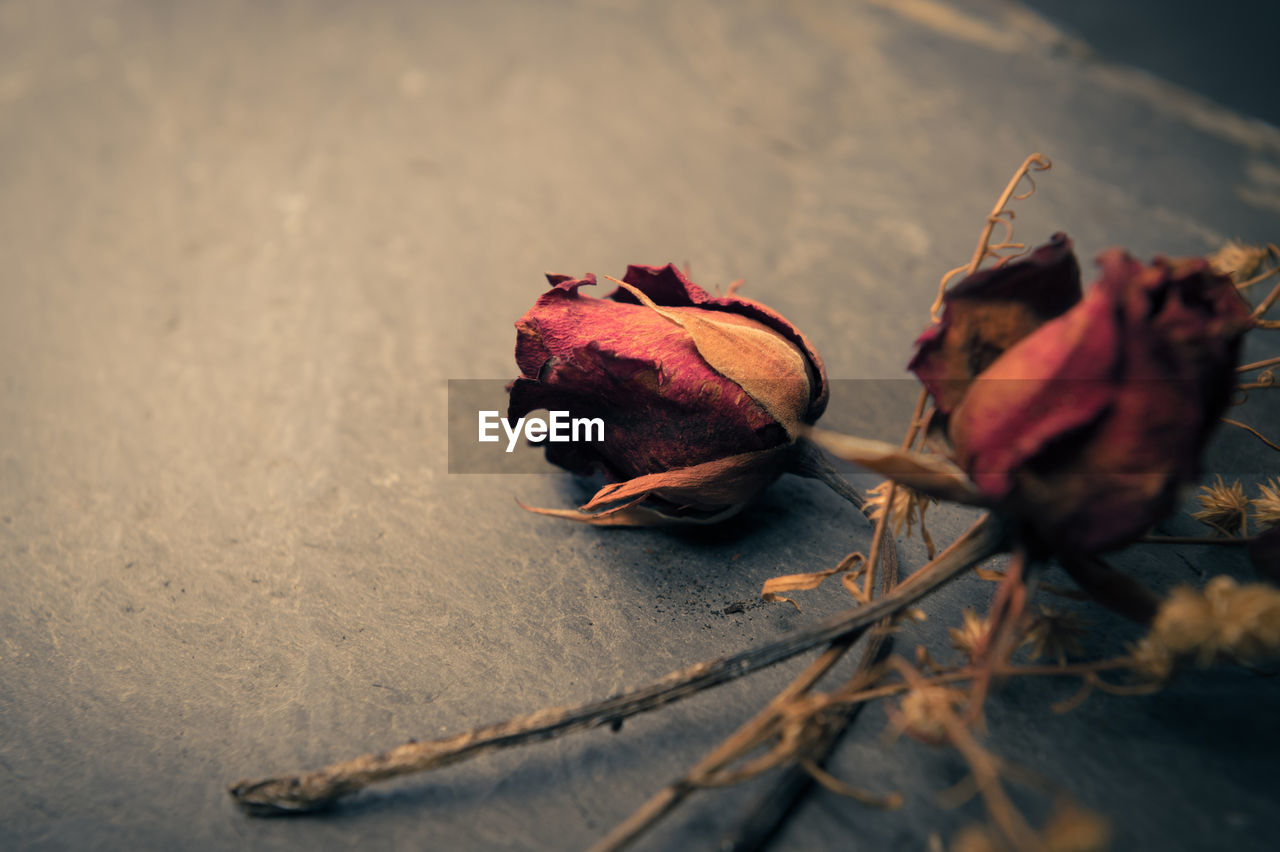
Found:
<box><xmin>803</xmin><ymin>427</ymin><xmax>987</xmax><ymax>506</ymax></box>
<box><xmin>1189</xmin><ymin>475</ymin><xmax>1251</xmax><ymax>536</ymax></box>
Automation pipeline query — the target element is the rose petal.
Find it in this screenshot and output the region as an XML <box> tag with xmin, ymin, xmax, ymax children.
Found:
<box><xmin>613</xmin><ymin>264</ymin><xmax>829</xmax><ymax>422</ymax></box>
<box><xmin>909</xmin><ymin>233</ymin><xmax>1081</xmax><ymax>414</ymax></box>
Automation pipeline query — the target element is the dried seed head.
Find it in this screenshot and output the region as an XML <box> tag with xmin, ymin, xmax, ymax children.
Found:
<box><xmin>948</xmin><ymin>608</ymin><xmax>990</xmax><ymax>661</ymax></box>
<box><xmin>1253</xmin><ymin>478</ymin><xmax>1280</xmax><ymax>529</ymax></box>
<box><xmin>1040</xmin><ymin>803</ymin><xmax>1111</xmax><ymax>852</ymax></box>
<box><xmin>950</xmin><ymin>824</ymin><xmax>1000</xmax><ymax>852</ymax></box>
<box><xmin>1190</xmin><ymin>476</ymin><xmax>1251</xmax><ymax>536</ymax></box>
<box><xmin>866</xmin><ymin>479</ymin><xmax>938</xmax><ymax>557</ymax></box>
<box><xmin>1204</xmin><ymin>576</ymin><xmax>1280</xmax><ymax>665</ymax></box>
<box><xmin>1134</xmin><ymin>576</ymin><xmax>1280</xmax><ymax>677</ymax></box>
<box><xmin>1024</xmin><ymin>606</ymin><xmax>1088</xmax><ymax>665</ymax></box>
<box><xmin>951</xmin><ymin>804</ymin><xmax>1110</xmax><ymax>852</ymax></box>
<box><xmin>1128</xmin><ymin>636</ymin><xmax>1176</xmax><ymax>682</ymax></box>
<box><xmin>866</xmin><ymin>479</ymin><xmax>914</xmax><ymax>536</ymax></box>
<box><xmin>1207</xmin><ymin>239</ymin><xmax>1268</xmax><ymax>283</ymax></box>
<box><xmin>892</xmin><ymin>683</ymin><xmax>967</xmax><ymax>744</ymax></box>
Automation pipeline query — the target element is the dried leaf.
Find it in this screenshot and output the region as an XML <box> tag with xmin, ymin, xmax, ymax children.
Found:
<box><xmin>803</xmin><ymin>427</ymin><xmax>986</xmax><ymax>506</ymax></box>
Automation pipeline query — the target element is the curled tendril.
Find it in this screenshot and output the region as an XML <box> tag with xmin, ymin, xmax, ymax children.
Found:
<box><xmin>929</xmin><ymin>153</ymin><xmax>1052</xmax><ymax>321</ymax></box>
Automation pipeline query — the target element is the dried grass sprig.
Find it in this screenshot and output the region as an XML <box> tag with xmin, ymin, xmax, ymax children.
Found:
<box><xmin>1129</xmin><ymin>576</ymin><xmax>1280</xmax><ymax>681</ymax></box>
<box><xmin>1253</xmin><ymin>478</ymin><xmax>1280</xmax><ymax>529</ymax></box>
<box><xmin>1190</xmin><ymin>476</ymin><xmax>1251</xmax><ymax>536</ymax></box>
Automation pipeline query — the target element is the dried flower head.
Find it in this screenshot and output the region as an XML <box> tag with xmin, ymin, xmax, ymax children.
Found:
<box><xmin>1190</xmin><ymin>476</ymin><xmax>1251</xmax><ymax>537</ymax></box>
<box><xmin>1207</xmin><ymin>239</ymin><xmax>1269</xmax><ymax>283</ymax></box>
<box><xmin>1023</xmin><ymin>606</ymin><xmax>1088</xmax><ymax>665</ymax></box>
<box><xmin>948</xmin><ymin>608</ymin><xmax>991</xmax><ymax>661</ymax></box>
<box><xmin>1132</xmin><ymin>576</ymin><xmax>1280</xmax><ymax>678</ymax></box>
<box><xmin>890</xmin><ymin>683</ymin><xmax>967</xmax><ymax>745</ymax></box>
<box><xmin>950</xmin><ymin>804</ymin><xmax>1109</xmax><ymax>852</ymax></box>
<box><xmin>943</xmin><ymin>248</ymin><xmax>1252</xmax><ymax>554</ymax></box>
<box><xmin>1253</xmin><ymin>478</ymin><xmax>1280</xmax><ymax>529</ymax></box>
<box><xmin>509</xmin><ymin>264</ymin><xmax>828</xmax><ymax>524</ymax></box>
<box><xmin>866</xmin><ymin>479</ymin><xmax>938</xmax><ymax>556</ymax></box>
<box><xmin>1039</xmin><ymin>803</ymin><xmax>1112</xmax><ymax>852</ymax></box>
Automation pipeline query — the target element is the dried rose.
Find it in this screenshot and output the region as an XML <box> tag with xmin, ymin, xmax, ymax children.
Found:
<box><xmin>508</xmin><ymin>263</ymin><xmax>828</xmax><ymax>524</ymax></box>
<box><xmin>945</xmin><ymin>248</ymin><xmax>1253</xmax><ymax>554</ymax></box>
<box><xmin>908</xmin><ymin>232</ymin><xmax>1082</xmax><ymax>415</ymax></box>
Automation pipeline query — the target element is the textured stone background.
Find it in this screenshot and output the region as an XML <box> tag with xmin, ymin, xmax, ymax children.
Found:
<box><xmin>2</xmin><ymin>1</ymin><xmax>1279</xmax><ymax>849</ymax></box>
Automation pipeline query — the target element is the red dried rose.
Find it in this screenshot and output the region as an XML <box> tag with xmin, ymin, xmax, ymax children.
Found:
<box><xmin>940</xmin><ymin>247</ymin><xmax>1253</xmax><ymax>554</ymax></box>
<box><xmin>509</xmin><ymin>263</ymin><xmax>827</xmax><ymax>524</ymax></box>
<box><xmin>908</xmin><ymin>232</ymin><xmax>1082</xmax><ymax>414</ymax></box>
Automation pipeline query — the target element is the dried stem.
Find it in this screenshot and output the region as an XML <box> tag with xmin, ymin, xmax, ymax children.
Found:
<box><xmin>1237</xmin><ymin>355</ymin><xmax>1280</xmax><ymax>373</ymax></box>
<box><xmin>230</xmin><ymin>516</ymin><xmax>1005</xmax><ymax>815</ymax></box>
<box><xmin>1251</xmin><ymin>277</ymin><xmax>1280</xmax><ymax>319</ymax></box>
<box><xmin>930</xmin><ymin>152</ymin><xmax>1052</xmax><ymax>321</ymax></box>
<box><xmin>1057</xmin><ymin>552</ymin><xmax>1160</xmax><ymax>624</ymax></box>
<box><xmin>586</xmin><ymin>641</ymin><xmax>858</xmax><ymax>852</ymax></box>
<box><xmin>1222</xmin><ymin>417</ymin><xmax>1280</xmax><ymax>452</ymax></box>
<box><xmin>1140</xmin><ymin>534</ymin><xmax>1254</xmax><ymax>546</ymax></box>
<box><xmin>595</xmin><ymin>472</ymin><xmax>909</xmax><ymax>851</ymax></box>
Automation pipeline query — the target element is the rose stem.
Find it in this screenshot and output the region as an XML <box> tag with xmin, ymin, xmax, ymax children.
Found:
<box><xmin>1250</xmin><ymin>277</ymin><xmax>1280</xmax><ymax>319</ymax></box>
<box><xmin>714</xmin><ymin>393</ymin><xmax>933</xmax><ymax>847</ymax></box>
<box><xmin>718</xmin><ymin>154</ymin><xmax>1045</xmax><ymax>847</ymax></box>
<box><xmin>590</xmin><ymin>517</ymin><xmax>901</xmax><ymax>852</ymax></box>
<box><xmin>1237</xmin><ymin>354</ymin><xmax>1280</xmax><ymax>373</ymax></box>
<box><xmin>1139</xmin><ymin>534</ymin><xmax>1255</xmax><ymax>546</ymax></box>
<box><xmin>1057</xmin><ymin>552</ymin><xmax>1160</xmax><ymax>624</ymax></box>
<box><xmin>716</xmin><ymin>551</ymin><xmax>899</xmax><ymax>852</ymax></box>
<box><xmin>1235</xmin><ymin>253</ymin><xmax>1280</xmax><ymax>291</ymax></box>
<box><xmin>229</xmin><ymin>516</ymin><xmax>1005</xmax><ymax>816</ymax></box>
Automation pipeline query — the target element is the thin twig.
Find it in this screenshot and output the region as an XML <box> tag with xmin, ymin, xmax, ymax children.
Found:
<box><xmin>929</xmin><ymin>152</ymin><xmax>1051</xmax><ymax>321</ymax></box>
<box><xmin>893</xmin><ymin>659</ymin><xmax>1043</xmax><ymax>851</ymax></box>
<box><xmin>594</xmin><ymin>479</ymin><xmax>907</xmax><ymax>851</ymax></box>
<box><xmin>1237</xmin><ymin>355</ymin><xmax>1280</xmax><ymax>373</ymax></box>
<box><xmin>1140</xmin><ymin>534</ymin><xmax>1254</xmax><ymax>546</ymax></box>
<box><xmin>230</xmin><ymin>516</ymin><xmax>1006</xmax><ymax>815</ymax></box>
<box><xmin>1251</xmin><ymin>276</ymin><xmax>1280</xmax><ymax>319</ymax></box>
<box><xmin>1222</xmin><ymin>417</ymin><xmax>1280</xmax><ymax>452</ymax></box>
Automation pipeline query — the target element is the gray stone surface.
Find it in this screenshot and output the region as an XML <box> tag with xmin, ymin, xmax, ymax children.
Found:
<box><xmin>2</xmin><ymin>1</ymin><xmax>1278</xmax><ymax>849</ymax></box>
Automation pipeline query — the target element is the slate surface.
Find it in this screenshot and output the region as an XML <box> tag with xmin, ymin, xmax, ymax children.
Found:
<box><xmin>2</xmin><ymin>1</ymin><xmax>1279</xmax><ymax>850</ymax></box>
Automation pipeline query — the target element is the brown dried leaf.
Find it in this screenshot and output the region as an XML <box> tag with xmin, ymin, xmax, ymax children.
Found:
<box><xmin>804</xmin><ymin>427</ymin><xmax>986</xmax><ymax>506</ymax></box>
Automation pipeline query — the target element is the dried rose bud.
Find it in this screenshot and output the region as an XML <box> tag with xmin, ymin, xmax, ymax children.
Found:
<box><xmin>908</xmin><ymin>233</ymin><xmax>1082</xmax><ymax>414</ymax></box>
<box><xmin>944</xmin><ymin>248</ymin><xmax>1253</xmax><ymax>554</ymax></box>
<box><xmin>508</xmin><ymin>263</ymin><xmax>827</xmax><ymax>524</ymax></box>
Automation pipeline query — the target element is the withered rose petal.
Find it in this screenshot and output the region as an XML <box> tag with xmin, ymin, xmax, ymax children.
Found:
<box><xmin>612</xmin><ymin>264</ymin><xmax>829</xmax><ymax>422</ymax></box>
<box><xmin>909</xmin><ymin>233</ymin><xmax>1081</xmax><ymax>414</ymax></box>
<box><xmin>949</xmin><ymin>248</ymin><xmax>1252</xmax><ymax>554</ymax></box>
<box><xmin>509</xmin><ymin>266</ymin><xmax>825</xmax><ymax>497</ymax></box>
